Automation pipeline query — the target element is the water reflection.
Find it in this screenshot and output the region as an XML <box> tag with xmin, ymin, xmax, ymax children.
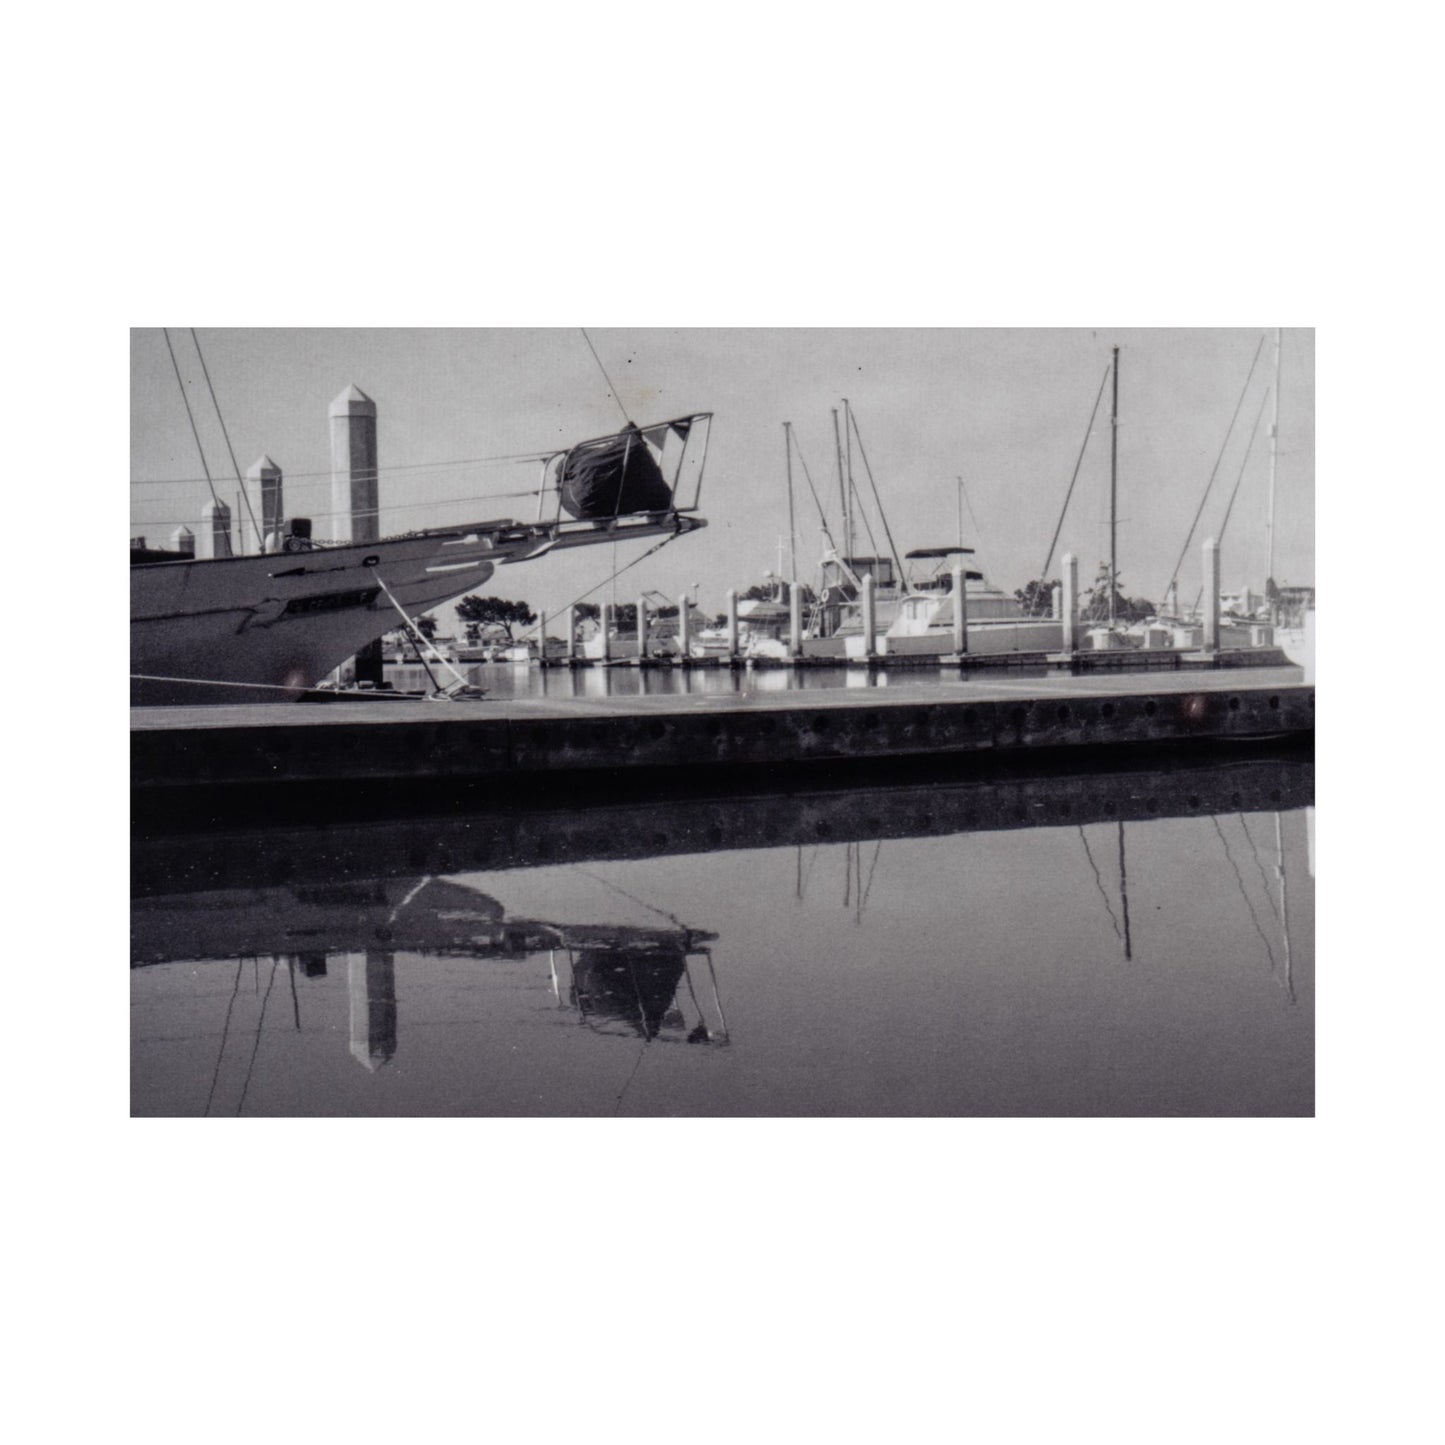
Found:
<box><xmin>134</xmin><ymin>873</ymin><xmax>726</xmax><ymax>1111</ymax></box>
<box><xmin>394</xmin><ymin>659</ymin><xmax>1055</xmax><ymax>703</ymax></box>
<box><xmin>132</xmin><ymin>751</ymin><xmax>1312</xmax><ymax>1116</ymax></box>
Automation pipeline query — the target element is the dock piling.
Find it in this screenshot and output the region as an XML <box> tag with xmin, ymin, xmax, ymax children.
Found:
<box><xmin>862</xmin><ymin>574</ymin><xmax>877</xmax><ymax>659</ymax></box>
<box><xmin>951</xmin><ymin>557</ymin><xmax>968</xmax><ymax>655</ymax></box>
<box><xmin>789</xmin><ymin>583</ymin><xmax>803</xmax><ymax>659</ymax></box>
<box><xmin>1061</xmin><ymin>552</ymin><xmax>1079</xmax><ymax>654</ymax></box>
<box><xmin>1203</xmin><ymin>538</ymin><xmax>1221</xmax><ymax>652</ymax></box>
<box><xmin>637</xmin><ymin>595</ymin><xmax>649</xmax><ymax>660</ymax></box>
<box><xmin>726</xmin><ymin>589</ymin><xmax>739</xmax><ymax>662</ymax></box>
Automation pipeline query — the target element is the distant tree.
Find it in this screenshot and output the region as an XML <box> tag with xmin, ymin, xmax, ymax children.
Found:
<box><xmin>612</xmin><ymin>602</ymin><xmax>639</xmax><ymax>633</ymax></box>
<box><xmin>455</xmin><ymin>595</ymin><xmax>537</xmax><ymax>642</ymax></box>
<box><xmin>1081</xmin><ymin>565</ymin><xmax>1155</xmax><ymax>623</ymax></box>
<box><xmin>1014</xmin><ymin>579</ymin><xmax>1058</xmax><ymax>617</ymax></box>
<box><xmin>415</xmin><ymin>613</ymin><xmax>439</xmax><ymax>641</ymax></box>
<box><xmin>575</xmin><ymin>602</ymin><xmax>601</xmax><ymax>623</ymax></box>
<box><xmin>740</xmin><ymin>579</ymin><xmax>814</xmax><ymax>605</ymax></box>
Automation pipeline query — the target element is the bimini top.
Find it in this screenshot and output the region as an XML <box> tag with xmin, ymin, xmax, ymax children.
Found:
<box><xmin>905</xmin><ymin>545</ymin><xmax>976</xmax><ymax>558</ymax></box>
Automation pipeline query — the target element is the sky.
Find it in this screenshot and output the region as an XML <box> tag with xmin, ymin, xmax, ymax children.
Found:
<box><xmin>131</xmin><ymin>327</ymin><xmax>1313</xmax><ymax>628</ymax></box>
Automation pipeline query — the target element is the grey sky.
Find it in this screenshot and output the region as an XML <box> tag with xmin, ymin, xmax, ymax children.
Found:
<box><xmin>131</xmin><ymin>327</ymin><xmax>1313</xmax><ymax>624</ymax></box>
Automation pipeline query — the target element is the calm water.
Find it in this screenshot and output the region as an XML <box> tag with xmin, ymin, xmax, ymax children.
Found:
<box><xmin>132</xmin><ymin>751</ymin><xmax>1313</xmax><ymax>1116</ymax></box>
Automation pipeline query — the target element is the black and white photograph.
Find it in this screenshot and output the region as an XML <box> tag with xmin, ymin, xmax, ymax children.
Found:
<box><xmin>17</xmin><ymin>3</ymin><xmax>1436</xmax><ymax>1439</ymax></box>
<box><xmin>130</xmin><ymin>325</ymin><xmax>1314</xmax><ymax>1117</ymax></box>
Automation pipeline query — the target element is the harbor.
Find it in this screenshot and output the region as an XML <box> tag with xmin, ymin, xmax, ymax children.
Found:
<box><xmin>130</xmin><ymin>327</ymin><xmax>1314</xmax><ymax>1119</ymax></box>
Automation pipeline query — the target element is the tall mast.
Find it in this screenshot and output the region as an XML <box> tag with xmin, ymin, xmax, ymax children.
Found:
<box><xmin>1109</xmin><ymin>345</ymin><xmax>1120</xmax><ymax>625</ymax></box>
<box><xmin>843</xmin><ymin>398</ymin><xmax>856</xmax><ymax>562</ymax></box>
<box><xmin>831</xmin><ymin>407</ymin><xmax>848</xmax><ymax>561</ymax></box>
<box><xmin>1266</xmin><ymin>327</ymin><xmax>1281</xmax><ymax>591</ymax></box>
<box><xmin>784</xmin><ymin>422</ymin><xmax>798</xmax><ymax>583</ymax></box>
<box><xmin>957</xmin><ymin>476</ymin><xmax>964</xmax><ymax>550</ymax></box>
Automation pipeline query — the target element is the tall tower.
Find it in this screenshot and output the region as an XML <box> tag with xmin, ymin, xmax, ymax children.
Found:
<box><xmin>247</xmin><ymin>455</ymin><xmax>284</xmax><ymax>544</ymax></box>
<box><xmin>329</xmin><ymin>384</ymin><xmax>378</xmax><ymax>543</ymax></box>
<box><xmin>198</xmin><ymin>498</ymin><xmax>232</xmax><ymax>559</ymax></box>
<box><xmin>348</xmin><ymin>951</ymin><xmax>397</xmax><ymax>1072</ymax></box>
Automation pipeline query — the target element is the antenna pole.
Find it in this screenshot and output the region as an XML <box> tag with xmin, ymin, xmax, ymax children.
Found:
<box><xmin>1109</xmin><ymin>345</ymin><xmax>1119</xmax><ymax>626</ymax></box>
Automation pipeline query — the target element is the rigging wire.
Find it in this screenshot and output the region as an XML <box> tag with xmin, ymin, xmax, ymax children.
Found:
<box><xmin>1078</xmin><ymin>826</ymin><xmax>1124</xmax><ymax>941</ymax></box>
<box><xmin>234</xmin><ymin>959</ymin><xmax>280</xmax><ymax>1116</ymax></box>
<box><xmin>203</xmin><ymin>958</ymin><xmax>246</xmax><ymax>1117</ymax></box>
<box><xmin>1164</xmin><ymin>333</ymin><xmax>1267</xmax><ymax>603</ymax></box>
<box><xmin>512</xmin><ymin>529</ymin><xmax>686</xmax><ymax>642</ymax></box>
<box><xmin>162</xmin><ymin>328</ymin><xmax>223</xmax><ymax>514</ymax></box>
<box><xmin>1041</xmin><ymin>362</ymin><xmax>1112</xmax><ymax>581</ymax></box>
<box><xmin>132</xmin><ymin>449</ymin><xmax>552</xmax><ymax>487</ymax></box>
<box><xmin>1237</xmin><ymin>812</ymin><xmax>1282</xmax><ymax>921</ymax></box>
<box><xmin>1216</xmin><ymin>386</ymin><xmax>1272</xmax><ymax>547</ymax></box>
<box><xmin>1186</xmin><ymin>386</ymin><xmax>1273</xmax><ymax>615</ymax></box>
<box><xmin>845</xmin><ymin>403</ymin><xmax>908</xmax><ymax>586</ymax></box>
<box><xmin>130</xmin><ymin>482</ymin><xmax>546</xmax><ymax>532</ymax></box>
<box><xmin>581</xmin><ymin>328</ymin><xmax>631</xmax><ymax>425</ymax></box>
<box><xmin>956</xmin><ymin>475</ymin><xmax>989</xmax><ymax>571</ymax></box>
<box><xmin>191</xmin><ymin>328</ymin><xmax>261</xmax><ymax>546</ymax></box>
<box><xmin>790</xmin><ymin>430</ymin><xmax>837</xmax><ymax>552</ymax></box>
<box><xmin>1211</xmin><ymin>816</ymin><xmax>1279</xmax><ymax>977</ymax></box>
<box><xmin>575</xmin><ymin>866</ymin><xmax>689</xmax><ymax>932</ymax></box>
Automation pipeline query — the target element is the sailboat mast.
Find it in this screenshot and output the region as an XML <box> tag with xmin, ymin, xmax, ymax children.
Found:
<box><xmin>843</xmin><ymin>399</ymin><xmax>856</xmax><ymax>562</ymax></box>
<box><xmin>1266</xmin><ymin>327</ymin><xmax>1281</xmax><ymax>592</ymax></box>
<box><xmin>784</xmin><ymin>422</ymin><xmax>798</xmax><ymax>583</ymax></box>
<box><xmin>957</xmin><ymin>476</ymin><xmax>964</xmax><ymax>550</ymax></box>
<box><xmin>831</xmin><ymin>408</ymin><xmax>848</xmax><ymax>562</ymax></box>
<box><xmin>1109</xmin><ymin>345</ymin><xmax>1119</xmax><ymax>626</ymax></box>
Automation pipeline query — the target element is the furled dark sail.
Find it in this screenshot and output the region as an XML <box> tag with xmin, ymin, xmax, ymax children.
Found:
<box><xmin>558</xmin><ymin>422</ymin><xmax>677</xmax><ymax>520</ymax></box>
<box><xmin>570</xmin><ymin>946</ymin><xmax>689</xmax><ymax>1039</ymax></box>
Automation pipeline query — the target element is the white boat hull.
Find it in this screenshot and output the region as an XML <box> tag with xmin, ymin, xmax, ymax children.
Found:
<box><xmin>132</xmin><ymin>511</ymin><xmax>707</xmax><ymax>705</ymax></box>
<box><xmin>131</xmin><ymin>532</ymin><xmax>501</xmax><ymax>705</ymax></box>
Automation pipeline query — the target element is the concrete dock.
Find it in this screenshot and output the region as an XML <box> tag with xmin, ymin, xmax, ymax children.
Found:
<box><xmin>132</xmin><ymin>666</ymin><xmax>1311</xmax><ymax>807</ymax></box>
